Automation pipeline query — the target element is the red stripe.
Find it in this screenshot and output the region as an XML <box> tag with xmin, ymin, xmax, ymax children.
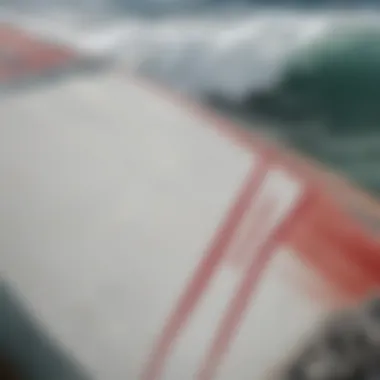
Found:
<box><xmin>289</xmin><ymin>193</ymin><xmax>380</xmax><ymax>303</ymax></box>
<box><xmin>141</xmin><ymin>158</ymin><xmax>267</xmax><ymax>380</ymax></box>
<box><xmin>225</xmin><ymin>162</ymin><xmax>270</xmax><ymax>268</ymax></box>
<box><xmin>229</xmin><ymin>192</ymin><xmax>278</xmax><ymax>269</ymax></box>
<box><xmin>197</xmin><ymin>192</ymin><xmax>312</xmax><ymax>380</ymax></box>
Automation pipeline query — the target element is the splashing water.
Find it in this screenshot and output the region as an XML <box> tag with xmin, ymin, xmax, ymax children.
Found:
<box><xmin>2</xmin><ymin>1</ymin><xmax>380</xmax><ymax>194</ymax></box>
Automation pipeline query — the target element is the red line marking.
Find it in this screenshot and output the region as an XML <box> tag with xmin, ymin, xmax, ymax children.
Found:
<box><xmin>197</xmin><ymin>190</ymin><xmax>312</xmax><ymax>380</ymax></box>
<box><xmin>225</xmin><ymin>161</ymin><xmax>271</xmax><ymax>268</ymax></box>
<box><xmin>141</xmin><ymin>158</ymin><xmax>268</xmax><ymax>380</ymax></box>
<box><xmin>0</xmin><ymin>26</ymin><xmax>79</xmax><ymax>82</ymax></box>
<box><xmin>291</xmin><ymin>195</ymin><xmax>380</xmax><ymax>303</ymax></box>
<box><xmin>228</xmin><ymin>192</ymin><xmax>278</xmax><ymax>269</ymax></box>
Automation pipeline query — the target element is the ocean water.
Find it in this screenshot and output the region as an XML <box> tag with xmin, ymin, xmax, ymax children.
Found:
<box><xmin>2</xmin><ymin>0</ymin><xmax>380</xmax><ymax>195</ymax></box>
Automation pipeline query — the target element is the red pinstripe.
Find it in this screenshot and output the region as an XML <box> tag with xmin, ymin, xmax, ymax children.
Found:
<box><xmin>141</xmin><ymin>156</ymin><xmax>268</xmax><ymax>380</ymax></box>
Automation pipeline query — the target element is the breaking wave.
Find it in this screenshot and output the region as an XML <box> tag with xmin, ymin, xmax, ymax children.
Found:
<box><xmin>3</xmin><ymin>1</ymin><xmax>380</xmax><ymax>193</ymax></box>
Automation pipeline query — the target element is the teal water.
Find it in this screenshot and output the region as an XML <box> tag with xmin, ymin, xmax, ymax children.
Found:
<box><xmin>0</xmin><ymin>283</ymin><xmax>90</xmax><ymax>380</ymax></box>
<box><xmin>205</xmin><ymin>24</ymin><xmax>380</xmax><ymax>196</ymax></box>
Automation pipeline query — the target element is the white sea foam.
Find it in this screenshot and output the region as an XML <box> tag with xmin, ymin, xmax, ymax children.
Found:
<box><xmin>1</xmin><ymin>4</ymin><xmax>380</xmax><ymax>99</ymax></box>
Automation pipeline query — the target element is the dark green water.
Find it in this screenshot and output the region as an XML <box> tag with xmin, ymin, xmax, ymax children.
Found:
<box><xmin>0</xmin><ymin>283</ymin><xmax>90</xmax><ymax>380</ymax></box>
<box><xmin>207</xmin><ymin>24</ymin><xmax>380</xmax><ymax>196</ymax></box>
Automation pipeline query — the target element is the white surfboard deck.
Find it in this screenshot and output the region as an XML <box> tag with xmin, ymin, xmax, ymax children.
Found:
<box><xmin>0</xmin><ymin>71</ymin><xmax>358</xmax><ymax>380</ymax></box>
